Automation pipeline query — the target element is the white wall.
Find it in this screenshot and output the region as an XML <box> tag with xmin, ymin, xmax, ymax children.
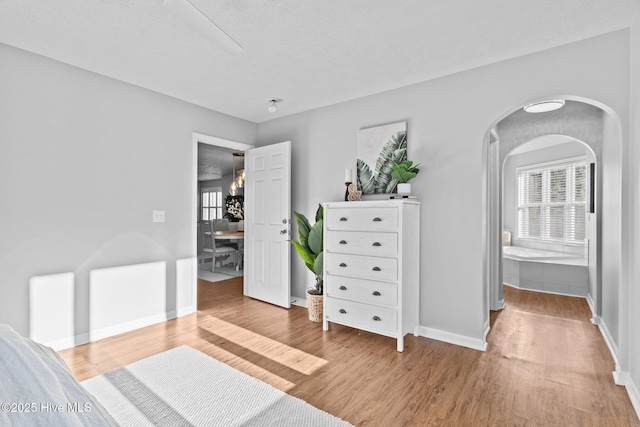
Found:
<box><xmin>0</xmin><ymin>43</ymin><xmax>257</xmax><ymax>344</ymax></box>
<box><xmin>601</xmin><ymin>111</ymin><xmax>622</xmax><ymax>352</ymax></box>
<box><xmin>627</xmin><ymin>8</ymin><xmax>640</xmax><ymax>413</ymax></box>
<box><xmin>257</xmin><ymin>30</ymin><xmax>630</xmax><ymax>349</ymax></box>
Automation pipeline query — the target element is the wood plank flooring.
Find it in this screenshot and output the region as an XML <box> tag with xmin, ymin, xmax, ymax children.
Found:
<box><xmin>58</xmin><ymin>280</ymin><xmax>639</xmax><ymax>426</ymax></box>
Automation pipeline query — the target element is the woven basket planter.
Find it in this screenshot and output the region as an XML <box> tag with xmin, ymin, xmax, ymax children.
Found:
<box><xmin>306</xmin><ymin>290</ymin><xmax>324</xmax><ymax>323</ymax></box>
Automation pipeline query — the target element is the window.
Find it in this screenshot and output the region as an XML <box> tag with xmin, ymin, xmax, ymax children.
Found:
<box><xmin>517</xmin><ymin>158</ymin><xmax>587</xmax><ymax>243</ymax></box>
<box><xmin>201</xmin><ymin>188</ymin><xmax>223</xmax><ymax>220</ymax></box>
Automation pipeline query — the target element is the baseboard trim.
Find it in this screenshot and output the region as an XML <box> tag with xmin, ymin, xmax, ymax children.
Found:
<box><xmin>586</xmin><ymin>292</ymin><xmax>596</xmax><ymax>317</ymax></box>
<box><xmin>290</xmin><ymin>295</ymin><xmax>307</xmax><ymax>308</ymax></box>
<box><xmin>49</xmin><ymin>311</ymin><xmax>185</xmax><ymax>351</ymax></box>
<box><xmin>503</xmin><ymin>282</ymin><xmax>586</xmax><ymax>299</ymax></box>
<box><xmin>90</xmin><ymin>312</ymin><xmax>171</xmax><ymax>343</ymax></box>
<box><xmin>626</xmin><ymin>375</ymin><xmax>640</xmax><ymax>421</ymax></box>
<box><xmin>417</xmin><ymin>326</ymin><xmax>487</xmax><ymax>352</ymax></box>
<box><xmin>483</xmin><ymin>319</ymin><xmax>491</xmax><ymax>341</ymax></box>
<box><xmin>176</xmin><ymin>305</ymin><xmax>196</xmax><ymax>317</ymax></box>
<box><xmin>596</xmin><ymin>319</ymin><xmax>620</xmax><ymax>368</ymax></box>
<box><xmin>46</xmin><ymin>336</ymin><xmax>81</xmax><ymax>351</ymax></box>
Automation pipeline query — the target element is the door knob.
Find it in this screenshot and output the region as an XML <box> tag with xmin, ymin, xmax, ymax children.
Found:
<box><xmin>280</xmin><ymin>229</ymin><xmax>287</xmax><ymax>235</ymax></box>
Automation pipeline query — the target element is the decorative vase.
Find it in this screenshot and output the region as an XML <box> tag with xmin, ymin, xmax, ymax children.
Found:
<box><xmin>397</xmin><ymin>183</ymin><xmax>411</xmax><ymax>195</ymax></box>
<box><xmin>306</xmin><ymin>290</ymin><xmax>323</xmax><ymax>322</ymax></box>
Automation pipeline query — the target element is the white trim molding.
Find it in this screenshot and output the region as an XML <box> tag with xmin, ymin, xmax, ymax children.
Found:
<box><xmin>290</xmin><ymin>295</ymin><xmax>306</xmax><ymax>308</ymax></box>
<box><xmin>596</xmin><ymin>319</ymin><xmax>620</xmax><ymax>371</ymax></box>
<box><xmin>626</xmin><ymin>376</ymin><xmax>640</xmax><ymax>420</ymax></box>
<box><xmin>417</xmin><ymin>326</ymin><xmax>488</xmax><ymax>352</ymax></box>
<box><xmin>586</xmin><ymin>292</ymin><xmax>596</xmax><ymax>317</ymax></box>
<box><xmin>612</xmin><ymin>368</ymin><xmax>640</xmax><ymax>422</ymax></box>
<box><xmin>191</xmin><ymin>132</ymin><xmax>254</xmax><ymax>310</ymax></box>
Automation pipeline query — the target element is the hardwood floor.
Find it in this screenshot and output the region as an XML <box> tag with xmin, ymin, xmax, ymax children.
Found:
<box><xmin>58</xmin><ymin>280</ymin><xmax>639</xmax><ymax>426</ymax></box>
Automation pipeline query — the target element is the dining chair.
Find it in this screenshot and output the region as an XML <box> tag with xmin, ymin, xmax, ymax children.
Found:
<box><xmin>213</xmin><ymin>218</ymin><xmax>238</xmax><ymax>250</ymax></box>
<box><xmin>199</xmin><ymin>220</ymin><xmax>237</xmax><ymax>272</ymax></box>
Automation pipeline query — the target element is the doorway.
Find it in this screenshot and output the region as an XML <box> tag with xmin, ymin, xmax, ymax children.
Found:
<box><xmin>192</xmin><ymin>133</ymin><xmax>254</xmax><ymax>303</ymax></box>
<box><xmin>483</xmin><ymin>99</ymin><xmax>623</xmax><ymax>345</ymax></box>
<box><xmin>501</xmin><ymin>136</ymin><xmax>595</xmax><ymax>301</ymax></box>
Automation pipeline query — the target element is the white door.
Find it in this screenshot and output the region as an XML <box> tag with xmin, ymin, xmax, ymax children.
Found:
<box><xmin>244</xmin><ymin>141</ymin><xmax>291</xmax><ymax>307</ymax></box>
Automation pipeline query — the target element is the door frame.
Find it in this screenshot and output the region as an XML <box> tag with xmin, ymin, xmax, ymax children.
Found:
<box><xmin>191</xmin><ymin>132</ymin><xmax>254</xmax><ymax>308</ymax></box>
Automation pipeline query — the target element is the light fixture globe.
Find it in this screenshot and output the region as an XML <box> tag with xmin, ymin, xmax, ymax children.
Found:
<box><xmin>523</xmin><ymin>99</ymin><xmax>565</xmax><ymax>113</ymax></box>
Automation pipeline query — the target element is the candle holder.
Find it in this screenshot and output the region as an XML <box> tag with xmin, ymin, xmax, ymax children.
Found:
<box><xmin>344</xmin><ymin>182</ymin><xmax>352</xmax><ymax>201</ymax></box>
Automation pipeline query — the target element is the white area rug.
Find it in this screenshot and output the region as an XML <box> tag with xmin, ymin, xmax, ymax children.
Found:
<box><xmin>81</xmin><ymin>346</ymin><xmax>352</xmax><ymax>427</ymax></box>
<box><xmin>197</xmin><ymin>265</ymin><xmax>243</xmax><ymax>283</ymax></box>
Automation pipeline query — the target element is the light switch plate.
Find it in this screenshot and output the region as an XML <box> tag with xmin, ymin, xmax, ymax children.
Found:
<box><xmin>152</xmin><ymin>210</ymin><xmax>165</xmax><ymax>223</ymax></box>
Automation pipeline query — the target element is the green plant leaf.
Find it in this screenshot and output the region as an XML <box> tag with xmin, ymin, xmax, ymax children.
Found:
<box><xmin>313</xmin><ymin>251</ymin><xmax>324</xmax><ymax>279</ymax></box>
<box><xmin>392</xmin><ymin>160</ymin><xmax>421</xmax><ymax>183</ymax></box>
<box><xmin>290</xmin><ymin>240</ymin><xmax>316</xmax><ymax>274</ymax></box>
<box><xmin>293</xmin><ymin>211</ymin><xmax>311</xmax><ymax>253</ymax></box>
<box><xmin>315</xmin><ymin>204</ymin><xmax>324</xmax><ymax>222</ymax></box>
<box><xmin>357</xmin><ymin>159</ymin><xmax>376</xmax><ymax>195</ymax></box>
<box><xmin>308</xmin><ymin>219</ymin><xmax>323</xmax><ymax>255</ymax></box>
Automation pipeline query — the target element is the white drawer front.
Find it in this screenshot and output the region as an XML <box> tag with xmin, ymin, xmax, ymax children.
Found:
<box><xmin>326</xmin><ymin>275</ymin><xmax>398</xmax><ymax>307</ymax></box>
<box><xmin>326</xmin><ymin>207</ymin><xmax>398</xmax><ymax>232</ymax></box>
<box><xmin>326</xmin><ymin>231</ymin><xmax>398</xmax><ymax>258</ymax></box>
<box><xmin>325</xmin><ymin>297</ymin><xmax>397</xmax><ymax>333</ymax></box>
<box><xmin>326</xmin><ymin>253</ymin><xmax>398</xmax><ymax>282</ymax></box>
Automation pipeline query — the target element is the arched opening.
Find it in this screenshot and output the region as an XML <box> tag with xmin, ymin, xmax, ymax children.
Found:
<box><xmin>501</xmin><ymin>135</ymin><xmax>596</xmax><ymax>302</ymax></box>
<box><xmin>483</xmin><ymin>98</ymin><xmax>623</xmax><ymax>360</ymax></box>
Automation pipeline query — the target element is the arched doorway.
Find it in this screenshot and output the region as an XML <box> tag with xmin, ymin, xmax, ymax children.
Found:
<box><xmin>483</xmin><ymin>98</ymin><xmax>623</xmax><ymax>364</ymax></box>
<box><xmin>501</xmin><ymin>135</ymin><xmax>596</xmax><ymax>302</ymax></box>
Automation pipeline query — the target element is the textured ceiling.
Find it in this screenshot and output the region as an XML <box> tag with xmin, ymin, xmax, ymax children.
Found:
<box><xmin>0</xmin><ymin>1</ymin><xmax>638</xmax><ymax>123</ymax></box>
<box><xmin>198</xmin><ymin>143</ymin><xmax>244</xmax><ymax>181</ymax></box>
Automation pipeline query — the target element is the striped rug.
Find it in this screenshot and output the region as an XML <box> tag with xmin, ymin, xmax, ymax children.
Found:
<box><xmin>81</xmin><ymin>346</ymin><xmax>352</xmax><ymax>427</ymax></box>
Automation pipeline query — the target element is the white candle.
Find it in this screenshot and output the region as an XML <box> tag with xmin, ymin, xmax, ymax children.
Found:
<box><xmin>345</xmin><ymin>168</ymin><xmax>352</xmax><ymax>183</ymax></box>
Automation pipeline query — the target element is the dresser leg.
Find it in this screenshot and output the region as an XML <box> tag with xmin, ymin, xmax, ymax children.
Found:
<box><xmin>397</xmin><ymin>337</ymin><xmax>404</xmax><ymax>352</ymax></box>
<box><xmin>323</xmin><ymin>318</ymin><xmax>328</xmax><ymax>331</ymax></box>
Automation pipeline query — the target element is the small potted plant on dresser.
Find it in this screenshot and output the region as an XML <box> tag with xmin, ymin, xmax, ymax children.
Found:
<box><xmin>392</xmin><ymin>160</ymin><xmax>420</xmax><ymax>195</ymax></box>
<box><xmin>289</xmin><ymin>204</ymin><xmax>324</xmax><ymax>322</ymax></box>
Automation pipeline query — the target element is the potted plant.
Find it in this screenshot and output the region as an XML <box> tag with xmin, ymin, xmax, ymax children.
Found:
<box><xmin>392</xmin><ymin>160</ymin><xmax>421</xmax><ymax>195</ymax></box>
<box><xmin>289</xmin><ymin>204</ymin><xmax>324</xmax><ymax>322</ymax></box>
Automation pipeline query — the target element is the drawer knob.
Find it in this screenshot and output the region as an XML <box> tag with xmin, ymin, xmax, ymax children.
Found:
<box><xmin>339</xmin><ymin>263</ymin><xmax>347</xmax><ymax>267</ymax></box>
<box><xmin>339</xmin><ymin>240</ymin><xmax>347</xmax><ymax>245</ymax></box>
<box><xmin>339</xmin><ymin>217</ymin><xmax>348</xmax><ymax>222</ymax></box>
<box><xmin>339</xmin><ymin>286</ymin><xmax>347</xmax><ymax>291</ymax></box>
<box><xmin>339</xmin><ymin>309</ymin><xmax>347</xmax><ymax>314</ymax></box>
<box><xmin>373</xmin><ymin>316</ymin><xmax>381</xmax><ymax>321</ymax></box>
<box><xmin>372</xmin><ymin>217</ymin><xmax>382</xmax><ymax>222</ymax></box>
<box><xmin>372</xmin><ymin>291</ymin><xmax>381</xmax><ymax>296</ymax></box>
<box><xmin>372</xmin><ymin>242</ymin><xmax>381</xmax><ymax>247</ymax></box>
<box><xmin>372</xmin><ymin>266</ymin><xmax>381</xmax><ymax>272</ymax></box>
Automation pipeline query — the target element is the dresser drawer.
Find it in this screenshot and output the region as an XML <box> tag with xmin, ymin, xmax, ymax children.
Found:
<box><xmin>326</xmin><ymin>275</ymin><xmax>398</xmax><ymax>307</ymax></box>
<box><xmin>326</xmin><ymin>231</ymin><xmax>398</xmax><ymax>257</ymax></box>
<box><xmin>325</xmin><ymin>253</ymin><xmax>398</xmax><ymax>282</ymax></box>
<box><xmin>325</xmin><ymin>297</ymin><xmax>397</xmax><ymax>334</ymax></box>
<box><xmin>326</xmin><ymin>207</ymin><xmax>398</xmax><ymax>232</ymax></box>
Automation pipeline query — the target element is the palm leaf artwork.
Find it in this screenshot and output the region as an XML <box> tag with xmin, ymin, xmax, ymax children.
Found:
<box><xmin>357</xmin><ymin>130</ymin><xmax>407</xmax><ymax>194</ymax></box>
<box><xmin>357</xmin><ymin>159</ymin><xmax>376</xmax><ymax>195</ymax></box>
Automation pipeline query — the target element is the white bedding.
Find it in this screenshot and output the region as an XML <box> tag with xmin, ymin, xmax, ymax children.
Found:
<box><xmin>0</xmin><ymin>324</ymin><xmax>119</xmax><ymax>427</ymax></box>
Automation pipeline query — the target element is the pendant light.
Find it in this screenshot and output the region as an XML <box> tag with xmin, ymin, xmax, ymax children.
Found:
<box><xmin>229</xmin><ymin>152</ymin><xmax>238</xmax><ymax>196</ymax></box>
<box><xmin>229</xmin><ymin>152</ymin><xmax>244</xmax><ymax>195</ymax></box>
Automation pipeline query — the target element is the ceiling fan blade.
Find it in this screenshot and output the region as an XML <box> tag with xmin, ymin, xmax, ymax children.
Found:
<box><xmin>162</xmin><ymin>0</ymin><xmax>243</xmax><ymax>55</ymax></box>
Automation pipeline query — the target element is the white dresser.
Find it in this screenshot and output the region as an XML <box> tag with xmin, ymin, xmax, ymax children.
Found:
<box><xmin>322</xmin><ymin>200</ymin><xmax>420</xmax><ymax>352</ymax></box>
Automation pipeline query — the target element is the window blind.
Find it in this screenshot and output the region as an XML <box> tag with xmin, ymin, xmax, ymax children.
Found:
<box><xmin>517</xmin><ymin>160</ymin><xmax>586</xmax><ymax>243</ymax></box>
<box><xmin>201</xmin><ymin>188</ymin><xmax>223</xmax><ymax>220</ymax></box>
